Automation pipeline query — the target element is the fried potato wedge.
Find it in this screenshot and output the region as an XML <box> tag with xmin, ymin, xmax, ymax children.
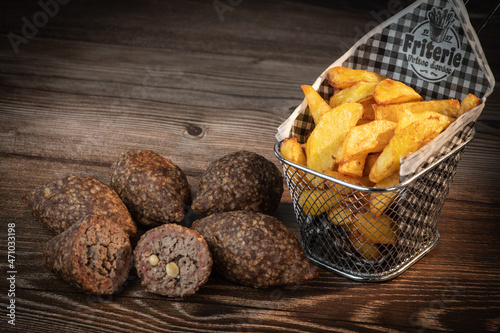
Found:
<box><xmin>395</xmin><ymin>110</ymin><xmax>452</xmax><ymax>134</ymax></box>
<box><xmin>329</xmin><ymin>81</ymin><xmax>377</xmax><ymax>108</ymax></box>
<box><xmin>373</xmin><ymin>99</ymin><xmax>460</xmax><ymax>121</ymax></box>
<box><xmin>338</xmin><ymin>155</ymin><xmax>366</xmax><ymax>178</ymax></box>
<box><xmin>353</xmin><ymin>211</ymin><xmax>397</xmax><ymax>245</ymax></box>
<box><xmin>323</xmin><ymin>170</ymin><xmax>361</xmax><ymax>191</ymax></box>
<box><xmin>458</xmin><ymin>93</ymin><xmax>482</xmax><ymax>117</ymax></box>
<box><xmin>336</xmin><ymin>120</ymin><xmax>397</xmax><ymax>165</ymax></box>
<box><xmin>336</xmin><ymin>120</ymin><xmax>396</xmax><ymax>178</ymax></box>
<box><xmin>363</xmin><ymin>153</ymin><xmax>380</xmax><ymax>177</ymax></box>
<box><xmin>298</xmin><ymin>188</ymin><xmax>343</xmax><ymax>216</ymax></box>
<box><xmin>352</xmin><ymin>240</ymin><xmax>383</xmax><ymax>261</ymax></box>
<box><xmin>369</xmin><ymin>170</ymin><xmax>400</xmax><ymax>217</ymax></box>
<box><xmin>327</xmin><ymin>204</ymin><xmax>355</xmax><ymax>226</ymax></box>
<box><xmin>373</xmin><ymin>79</ymin><xmax>423</xmax><ymax>105</ymax></box>
<box><xmin>349</xmin><ymin>231</ymin><xmax>383</xmax><ymax>261</ymax></box>
<box><xmin>280</xmin><ymin>138</ymin><xmax>311</xmax><ymax>190</ymax></box>
<box><xmin>368</xmin><ymin>111</ymin><xmax>452</xmax><ymax>183</ymax></box>
<box><xmin>323</xmin><ymin>170</ymin><xmax>371</xmax><ymax>207</ymax></box>
<box><xmin>280</xmin><ymin>137</ymin><xmax>307</xmax><ymax>166</ymax></box>
<box><xmin>356</xmin><ymin>118</ymin><xmax>372</xmax><ymax>126</ymax></box>
<box><xmin>360</xmin><ymin>97</ymin><xmax>376</xmax><ymax>120</ymax></box>
<box><xmin>306</xmin><ymin>103</ymin><xmax>363</xmax><ymax>172</ymax></box>
<box><xmin>327</xmin><ymin>66</ymin><xmax>387</xmax><ymax>89</ymax></box>
<box><xmin>301</xmin><ymin>85</ymin><xmax>332</xmax><ymax>124</ymax></box>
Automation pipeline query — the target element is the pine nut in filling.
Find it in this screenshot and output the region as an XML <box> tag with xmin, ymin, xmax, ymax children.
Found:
<box><xmin>166</xmin><ymin>262</ymin><xmax>179</xmax><ymax>278</ymax></box>
<box><xmin>148</xmin><ymin>254</ymin><xmax>159</xmax><ymax>266</ymax></box>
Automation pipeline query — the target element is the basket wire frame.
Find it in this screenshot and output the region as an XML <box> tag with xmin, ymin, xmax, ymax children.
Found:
<box><xmin>274</xmin><ymin>131</ymin><xmax>474</xmax><ymax>281</ymax></box>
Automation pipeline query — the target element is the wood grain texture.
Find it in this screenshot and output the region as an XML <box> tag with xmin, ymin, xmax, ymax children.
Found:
<box><xmin>1</xmin><ymin>0</ymin><xmax>499</xmax><ymax>332</ymax></box>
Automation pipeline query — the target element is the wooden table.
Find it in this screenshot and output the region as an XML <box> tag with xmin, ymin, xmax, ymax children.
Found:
<box><xmin>1</xmin><ymin>1</ymin><xmax>499</xmax><ymax>332</ymax></box>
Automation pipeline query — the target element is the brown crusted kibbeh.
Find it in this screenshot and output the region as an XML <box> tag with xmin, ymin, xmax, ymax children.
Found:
<box><xmin>192</xmin><ymin>150</ymin><xmax>284</xmax><ymax>217</ymax></box>
<box><xmin>110</xmin><ymin>149</ymin><xmax>191</xmax><ymax>227</ymax></box>
<box><xmin>192</xmin><ymin>210</ymin><xmax>318</xmax><ymax>288</ymax></box>
<box><xmin>24</xmin><ymin>175</ymin><xmax>137</xmax><ymax>236</ymax></box>
<box><xmin>43</xmin><ymin>215</ymin><xmax>133</xmax><ymax>295</ymax></box>
<box><xmin>134</xmin><ymin>224</ymin><xmax>212</xmax><ymax>297</ymax></box>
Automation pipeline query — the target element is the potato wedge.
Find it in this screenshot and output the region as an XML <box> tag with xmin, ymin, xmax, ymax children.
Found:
<box><xmin>298</xmin><ymin>188</ymin><xmax>343</xmax><ymax>216</ymax></box>
<box><xmin>363</xmin><ymin>153</ymin><xmax>380</xmax><ymax>177</ymax></box>
<box><xmin>349</xmin><ymin>230</ymin><xmax>383</xmax><ymax>261</ymax></box>
<box><xmin>301</xmin><ymin>85</ymin><xmax>332</xmax><ymax>124</ymax></box>
<box><xmin>395</xmin><ymin>109</ymin><xmax>422</xmax><ymax>132</ymax></box>
<box><xmin>280</xmin><ymin>138</ymin><xmax>311</xmax><ymax>189</ymax></box>
<box><xmin>280</xmin><ymin>137</ymin><xmax>307</xmax><ymax>166</ymax></box>
<box><xmin>352</xmin><ymin>239</ymin><xmax>383</xmax><ymax>261</ymax></box>
<box><xmin>373</xmin><ymin>104</ymin><xmax>399</xmax><ymax>122</ymax></box>
<box><xmin>336</xmin><ymin>119</ymin><xmax>397</xmax><ymax>165</ymax></box>
<box><xmin>306</xmin><ymin>103</ymin><xmax>363</xmax><ymax>172</ymax></box>
<box><xmin>395</xmin><ymin>110</ymin><xmax>452</xmax><ymax>134</ymax></box>
<box><xmin>327</xmin><ymin>204</ymin><xmax>355</xmax><ymax>226</ymax></box>
<box><xmin>338</xmin><ymin>154</ymin><xmax>366</xmax><ymax>178</ymax></box>
<box><xmin>374</xmin><ymin>99</ymin><xmax>460</xmax><ymax>121</ymax></box>
<box><xmin>360</xmin><ymin>97</ymin><xmax>376</xmax><ymax>120</ymax></box>
<box><xmin>280</xmin><ymin>139</ymin><xmax>331</xmax><ymax>191</ymax></box>
<box><xmin>368</xmin><ymin>111</ymin><xmax>452</xmax><ymax>183</ymax></box>
<box><xmin>373</xmin><ymin>79</ymin><xmax>423</xmax><ymax>105</ymax></box>
<box><xmin>353</xmin><ymin>211</ymin><xmax>397</xmax><ymax>245</ymax></box>
<box><xmin>323</xmin><ymin>170</ymin><xmax>361</xmax><ymax>191</ymax></box>
<box><xmin>369</xmin><ymin>170</ymin><xmax>400</xmax><ymax>217</ymax></box>
<box><xmin>356</xmin><ymin>118</ymin><xmax>372</xmax><ymax>126</ymax></box>
<box><xmin>329</xmin><ymin>81</ymin><xmax>377</xmax><ymax>108</ymax></box>
<box><xmin>327</xmin><ymin>66</ymin><xmax>387</xmax><ymax>89</ymax></box>
<box><xmin>458</xmin><ymin>93</ymin><xmax>482</xmax><ymax>117</ymax></box>
<box><xmin>324</xmin><ymin>170</ymin><xmax>371</xmax><ymax>208</ymax></box>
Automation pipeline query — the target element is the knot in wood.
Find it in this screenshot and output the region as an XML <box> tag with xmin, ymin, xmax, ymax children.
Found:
<box><xmin>185</xmin><ymin>124</ymin><xmax>204</xmax><ymax>138</ymax></box>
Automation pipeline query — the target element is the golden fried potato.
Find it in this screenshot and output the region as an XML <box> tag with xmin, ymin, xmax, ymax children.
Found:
<box><xmin>369</xmin><ymin>171</ymin><xmax>400</xmax><ymax>217</ymax></box>
<box><xmin>306</xmin><ymin>103</ymin><xmax>363</xmax><ymax>172</ymax></box>
<box><xmin>373</xmin><ymin>99</ymin><xmax>460</xmax><ymax>121</ymax></box>
<box><xmin>329</xmin><ymin>81</ymin><xmax>377</xmax><ymax>108</ymax></box>
<box><xmin>336</xmin><ymin>120</ymin><xmax>397</xmax><ymax>165</ymax></box>
<box><xmin>327</xmin><ymin>66</ymin><xmax>386</xmax><ymax>89</ymax></box>
<box><xmin>327</xmin><ymin>204</ymin><xmax>355</xmax><ymax>226</ymax></box>
<box><xmin>369</xmin><ymin>111</ymin><xmax>452</xmax><ymax>183</ymax></box>
<box><xmin>280</xmin><ymin>138</ymin><xmax>311</xmax><ymax>190</ymax></box>
<box><xmin>324</xmin><ymin>170</ymin><xmax>371</xmax><ymax>208</ymax></box>
<box><xmin>301</xmin><ymin>85</ymin><xmax>331</xmax><ymax>124</ymax></box>
<box><xmin>298</xmin><ymin>188</ymin><xmax>343</xmax><ymax>216</ymax></box>
<box><xmin>363</xmin><ymin>153</ymin><xmax>380</xmax><ymax>177</ymax></box>
<box><xmin>353</xmin><ymin>211</ymin><xmax>397</xmax><ymax>245</ymax></box>
<box><xmin>395</xmin><ymin>109</ymin><xmax>421</xmax><ymax>132</ymax></box>
<box><xmin>356</xmin><ymin>118</ymin><xmax>372</xmax><ymax>126</ymax></box>
<box><xmin>350</xmin><ymin>233</ymin><xmax>383</xmax><ymax>261</ymax></box>
<box><xmin>373</xmin><ymin>79</ymin><xmax>423</xmax><ymax>105</ymax></box>
<box><xmin>323</xmin><ymin>170</ymin><xmax>360</xmax><ymax>189</ymax></box>
<box><xmin>395</xmin><ymin>110</ymin><xmax>451</xmax><ymax>134</ymax></box>
<box><xmin>338</xmin><ymin>155</ymin><xmax>366</xmax><ymax>178</ymax></box>
<box><xmin>360</xmin><ymin>97</ymin><xmax>376</xmax><ymax>120</ymax></box>
<box><xmin>280</xmin><ymin>137</ymin><xmax>307</xmax><ymax>166</ymax></box>
<box><xmin>458</xmin><ymin>93</ymin><xmax>482</xmax><ymax>117</ymax></box>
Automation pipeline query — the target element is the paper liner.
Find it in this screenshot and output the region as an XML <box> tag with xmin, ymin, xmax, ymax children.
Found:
<box><xmin>276</xmin><ymin>0</ymin><xmax>495</xmax><ymax>183</ymax></box>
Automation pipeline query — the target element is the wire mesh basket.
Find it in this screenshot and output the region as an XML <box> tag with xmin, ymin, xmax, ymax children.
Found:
<box><xmin>274</xmin><ymin>128</ymin><xmax>474</xmax><ymax>281</ymax></box>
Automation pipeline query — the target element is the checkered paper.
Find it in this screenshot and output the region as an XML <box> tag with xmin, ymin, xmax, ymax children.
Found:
<box><xmin>274</xmin><ymin>0</ymin><xmax>495</xmax><ymax>280</ymax></box>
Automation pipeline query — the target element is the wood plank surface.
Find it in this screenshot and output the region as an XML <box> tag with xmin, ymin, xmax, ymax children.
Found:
<box><xmin>1</xmin><ymin>0</ymin><xmax>499</xmax><ymax>332</ymax></box>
